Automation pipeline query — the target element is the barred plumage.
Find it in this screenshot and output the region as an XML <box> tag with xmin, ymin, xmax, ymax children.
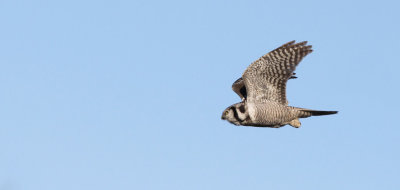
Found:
<box><xmin>221</xmin><ymin>41</ymin><xmax>338</xmax><ymax>128</ymax></box>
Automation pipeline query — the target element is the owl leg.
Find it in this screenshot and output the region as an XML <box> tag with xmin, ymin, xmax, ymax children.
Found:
<box><xmin>289</xmin><ymin>119</ymin><xmax>301</xmax><ymax>128</ymax></box>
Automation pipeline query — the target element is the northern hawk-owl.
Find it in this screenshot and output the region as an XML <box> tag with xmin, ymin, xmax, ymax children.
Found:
<box><xmin>221</xmin><ymin>41</ymin><xmax>337</xmax><ymax>128</ymax></box>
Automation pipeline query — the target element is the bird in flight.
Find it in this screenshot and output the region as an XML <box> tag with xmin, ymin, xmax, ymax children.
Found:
<box><xmin>221</xmin><ymin>41</ymin><xmax>337</xmax><ymax>128</ymax></box>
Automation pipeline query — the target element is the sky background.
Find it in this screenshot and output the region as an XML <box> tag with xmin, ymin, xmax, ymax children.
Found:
<box><xmin>1</xmin><ymin>0</ymin><xmax>399</xmax><ymax>189</ymax></box>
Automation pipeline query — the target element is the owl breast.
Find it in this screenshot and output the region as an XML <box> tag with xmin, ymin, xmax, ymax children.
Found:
<box><xmin>245</xmin><ymin>102</ymin><xmax>257</xmax><ymax>122</ymax></box>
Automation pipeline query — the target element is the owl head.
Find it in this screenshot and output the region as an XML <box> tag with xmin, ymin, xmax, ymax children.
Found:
<box><xmin>221</xmin><ymin>102</ymin><xmax>248</xmax><ymax>126</ymax></box>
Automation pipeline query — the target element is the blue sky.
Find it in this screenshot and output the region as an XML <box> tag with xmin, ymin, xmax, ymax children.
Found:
<box><xmin>1</xmin><ymin>0</ymin><xmax>399</xmax><ymax>189</ymax></box>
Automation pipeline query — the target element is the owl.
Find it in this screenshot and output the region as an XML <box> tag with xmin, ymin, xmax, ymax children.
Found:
<box><xmin>221</xmin><ymin>41</ymin><xmax>337</xmax><ymax>128</ymax></box>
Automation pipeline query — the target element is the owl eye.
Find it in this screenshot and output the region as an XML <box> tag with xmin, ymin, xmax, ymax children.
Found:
<box><xmin>225</xmin><ymin>110</ymin><xmax>229</xmax><ymax>115</ymax></box>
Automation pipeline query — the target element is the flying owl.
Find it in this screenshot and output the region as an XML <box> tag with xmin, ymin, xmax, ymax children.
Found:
<box><xmin>221</xmin><ymin>41</ymin><xmax>337</xmax><ymax>128</ymax></box>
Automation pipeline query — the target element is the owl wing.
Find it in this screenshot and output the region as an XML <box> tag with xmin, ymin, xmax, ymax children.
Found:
<box><xmin>232</xmin><ymin>77</ymin><xmax>247</xmax><ymax>100</ymax></box>
<box><xmin>232</xmin><ymin>74</ymin><xmax>297</xmax><ymax>100</ymax></box>
<box><xmin>243</xmin><ymin>41</ymin><xmax>312</xmax><ymax>105</ymax></box>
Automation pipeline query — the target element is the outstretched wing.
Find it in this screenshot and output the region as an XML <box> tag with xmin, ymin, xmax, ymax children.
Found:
<box><xmin>243</xmin><ymin>41</ymin><xmax>312</xmax><ymax>105</ymax></box>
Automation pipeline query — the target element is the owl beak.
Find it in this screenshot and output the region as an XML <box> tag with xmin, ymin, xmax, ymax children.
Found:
<box><xmin>221</xmin><ymin>114</ymin><xmax>226</xmax><ymax>120</ymax></box>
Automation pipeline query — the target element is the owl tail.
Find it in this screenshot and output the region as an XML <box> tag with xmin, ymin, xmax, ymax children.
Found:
<box><xmin>297</xmin><ymin>108</ymin><xmax>338</xmax><ymax>118</ymax></box>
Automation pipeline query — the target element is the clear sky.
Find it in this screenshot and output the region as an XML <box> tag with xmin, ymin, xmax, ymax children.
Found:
<box><xmin>1</xmin><ymin>0</ymin><xmax>399</xmax><ymax>189</ymax></box>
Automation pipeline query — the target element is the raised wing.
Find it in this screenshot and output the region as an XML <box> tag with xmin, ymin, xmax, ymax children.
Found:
<box><xmin>232</xmin><ymin>77</ymin><xmax>247</xmax><ymax>100</ymax></box>
<box><xmin>231</xmin><ymin>73</ymin><xmax>297</xmax><ymax>101</ymax></box>
<box><xmin>243</xmin><ymin>41</ymin><xmax>312</xmax><ymax>105</ymax></box>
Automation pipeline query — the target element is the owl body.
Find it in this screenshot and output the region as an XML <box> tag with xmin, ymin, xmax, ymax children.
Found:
<box><xmin>222</xmin><ymin>101</ymin><xmax>300</xmax><ymax>128</ymax></box>
<box><xmin>221</xmin><ymin>41</ymin><xmax>337</xmax><ymax>128</ymax></box>
<box><xmin>247</xmin><ymin>101</ymin><xmax>297</xmax><ymax>127</ymax></box>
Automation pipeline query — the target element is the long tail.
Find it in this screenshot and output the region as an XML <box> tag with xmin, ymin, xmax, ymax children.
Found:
<box><xmin>297</xmin><ymin>108</ymin><xmax>338</xmax><ymax>118</ymax></box>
